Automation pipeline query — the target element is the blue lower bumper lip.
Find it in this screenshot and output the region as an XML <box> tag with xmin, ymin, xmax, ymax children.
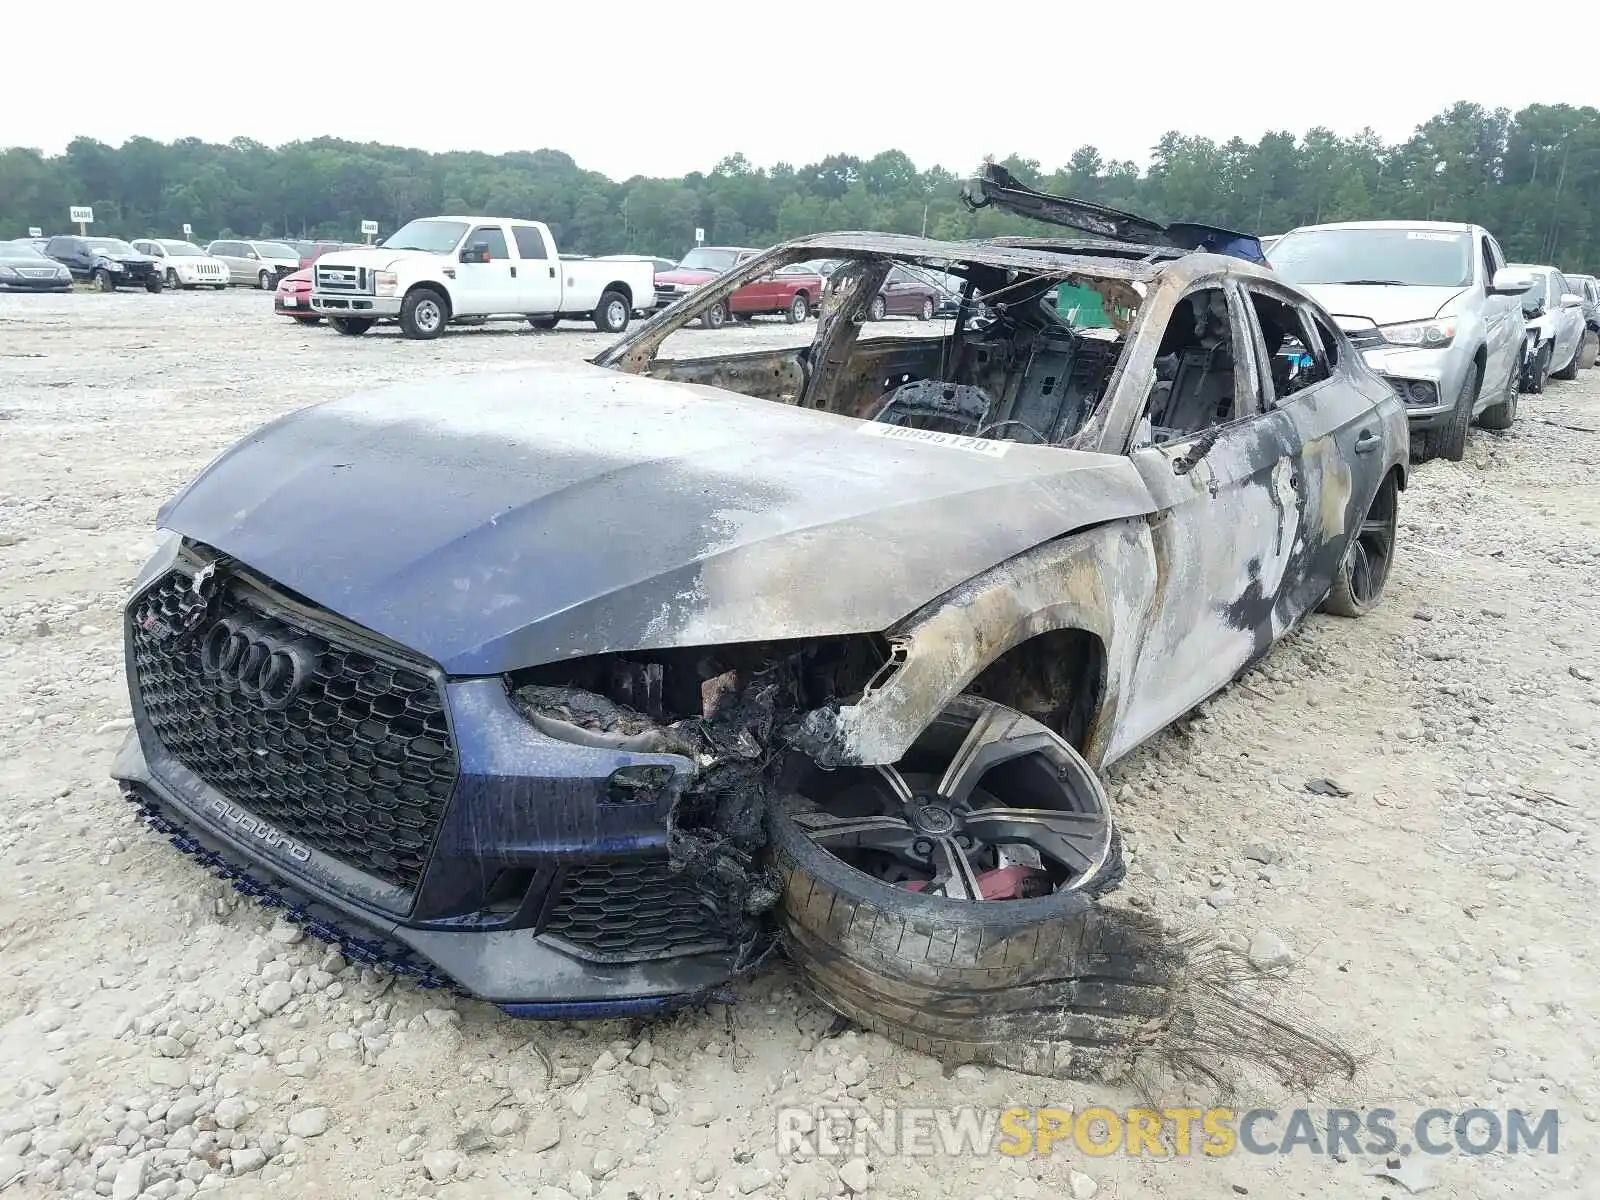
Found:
<box><xmin>113</xmin><ymin>722</ymin><xmax>756</xmax><ymax>1012</ymax></box>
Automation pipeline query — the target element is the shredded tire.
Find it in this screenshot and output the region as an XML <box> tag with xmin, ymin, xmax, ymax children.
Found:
<box><xmin>771</xmin><ymin>806</ymin><xmax>1356</xmax><ymax>1090</ymax></box>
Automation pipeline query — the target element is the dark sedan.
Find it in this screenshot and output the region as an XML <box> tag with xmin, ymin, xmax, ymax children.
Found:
<box><xmin>0</xmin><ymin>241</ymin><xmax>73</xmax><ymax>292</ymax></box>
<box><xmin>45</xmin><ymin>235</ymin><xmax>164</xmax><ymax>292</ymax></box>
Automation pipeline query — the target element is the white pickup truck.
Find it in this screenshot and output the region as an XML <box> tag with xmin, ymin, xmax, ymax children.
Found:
<box><xmin>308</xmin><ymin>217</ymin><xmax>656</xmax><ymax>340</ymax></box>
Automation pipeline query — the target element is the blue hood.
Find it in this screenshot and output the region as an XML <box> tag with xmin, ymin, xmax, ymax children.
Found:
<box><xmin>158</xmin><ymin>364</ymin><xmax>1156</xmax><ymax>675</ymax></box>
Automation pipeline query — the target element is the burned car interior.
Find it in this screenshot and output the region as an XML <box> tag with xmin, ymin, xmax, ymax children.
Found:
<box><xmin>618</xmin><ymin>245</ymin><xmax>1142</xmax><ymax>449</ymax></box>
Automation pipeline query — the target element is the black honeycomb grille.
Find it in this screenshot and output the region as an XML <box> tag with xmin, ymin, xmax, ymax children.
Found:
<box><xmin>129</xmin><ymin>569</ymin><xmax>458</xmax><ymax>897</ymax></box>
<box><xmin>542</xmin><ymin>859</ymin><xmax>732</xmax><ymax>962</ymax></box>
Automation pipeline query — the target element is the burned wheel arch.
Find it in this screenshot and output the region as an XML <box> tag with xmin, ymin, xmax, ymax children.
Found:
<box><xmin>796</xmin><ymin>519</ymin><xmax>1158</xmax><ymax>772</ymax></box>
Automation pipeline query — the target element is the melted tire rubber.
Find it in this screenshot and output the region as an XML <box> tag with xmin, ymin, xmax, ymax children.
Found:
<box><xmin>770</xmin><ymin>805</ymin><xmax>1173</xmax><ymax>1081</ymax></box>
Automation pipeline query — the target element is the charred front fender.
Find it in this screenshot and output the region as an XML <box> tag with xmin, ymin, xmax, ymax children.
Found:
<box><xmin>795</xmin><ymin>520</ymin><xmax>1158</xmax><ymax>771</ymax></box>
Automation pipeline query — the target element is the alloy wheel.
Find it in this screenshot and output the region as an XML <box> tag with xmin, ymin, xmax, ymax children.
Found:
<box><xmin>784</xmin><ymin>696</ymin><xmax>1112</xmax><ymax>900</ymax></box>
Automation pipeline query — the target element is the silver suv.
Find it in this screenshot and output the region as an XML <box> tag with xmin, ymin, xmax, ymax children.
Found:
<box><xmin>1268</xmin><ymin>220</ymin><xmax>1532</xmax><ymax>461</ymax></box>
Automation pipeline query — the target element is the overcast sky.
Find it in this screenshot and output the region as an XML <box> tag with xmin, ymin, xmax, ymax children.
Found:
<box><xmin>3</xmin><ymin>2</ymin><xmax>1591</xmax><ymax>178</ymax></box>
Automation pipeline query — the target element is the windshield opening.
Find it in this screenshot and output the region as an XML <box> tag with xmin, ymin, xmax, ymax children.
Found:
<box><xmin>1269</xmin><ymin>228</ymin><xmax>1473</xmax><ymax>288</ymax></box>
<box><xmin>256</xmin><ymin>242</ymin><xmax>299</xmax><ymax>260</ymax></box>
<box><xmin>677</xmin><ymin>248</ymin><xmax>742</xmax><ymax>272</ymax></box>
<box><xmin>381</xmin><ymin>219</ymin><xmax>468</xmax><ymax>254</ymax></box>
<box><xmin>617</xmin><ymin>247</ymin><xmax>1137</xmax><ymax>448</ymax></box>
<box><xmin>4</xmin><ymin>242</ymin><xmax>47</xmax><ymax>259</ymax></box>
<box><xmin>85</xmin><ymin>238</ymin><xmax>136</xmax><ymax>254</ymax></box>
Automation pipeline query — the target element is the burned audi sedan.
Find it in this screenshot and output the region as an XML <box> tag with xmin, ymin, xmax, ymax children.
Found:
<box><xmin>114</xmin><ymin>219</ymin><xmax>1407</xmax><ymax>1047</ymax></box>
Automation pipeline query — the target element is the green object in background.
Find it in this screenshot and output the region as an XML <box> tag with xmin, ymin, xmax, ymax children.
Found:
<box><xmin>1057</xmin><ymin>282</ymin><xmax>1116</xmax><ymax>327</ymax></box>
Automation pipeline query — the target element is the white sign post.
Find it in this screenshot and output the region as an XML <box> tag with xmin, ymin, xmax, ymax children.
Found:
<box><xmin>27</xmin><ymin>226</ymin><xmax>42</xmax><ymax>238</ymax></box>
<box><xmin>360</xmin><ymin>219</ymin><xmax>378</xmax><ymax>243</ymax></box>
<box><xmin>69</xmin><ymin>206</ymin><xmax>94</xmax><ymax>234</ymax></box>
<box><xmin>182</xmin><ymin>223</ymin><xmax>193</xmax><ymax>239</ymax></box>
<box><xmin>694</xmin><ymin>226</ymin><xmax>705</xmax><ymax>246</ymax></box>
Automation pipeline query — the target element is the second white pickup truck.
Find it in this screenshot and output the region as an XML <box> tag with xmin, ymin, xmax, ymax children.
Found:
<box><xmin>309</xmin><ymin>217</ymin><xmax>656</xmax><ymax>340</ymax></box>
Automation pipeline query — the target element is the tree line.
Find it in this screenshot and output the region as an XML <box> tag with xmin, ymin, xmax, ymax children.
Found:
<box><xmin>3</xmin><ymin>101</ymin><xmax>1596</xmax><ymax>272</ymax></box>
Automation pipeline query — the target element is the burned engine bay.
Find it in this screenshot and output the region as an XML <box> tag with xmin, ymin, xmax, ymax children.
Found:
<box><xmin>509</xmin><ymin>638</ymin><xmax>889</xmax><ymax>949</ymax></box>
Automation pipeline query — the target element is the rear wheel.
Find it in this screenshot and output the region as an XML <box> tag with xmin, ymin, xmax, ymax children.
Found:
<box><xmin>399</xmin><ymin>287</ymin><xmax>448</xmax><ymax>339</ymax></box>
<box><xmin>593</xmin><ymin>290</ymin><xmax>631</xmax><ymax>334</ymax></box>
<box><xmin>1552</xmin><ymin>338</ymin><xmax>1580</xmax><ymax>380</ymax></box>
<box><xmin>1322</xmin><ymin>471</ymin><xmax>1399</xmax><ymax>617</ymax></box>
<box><xmin>1419</xmin><ymin>360</ymin><xmax>1477</xmax><ymax>462</ymax></box>
<box><xmin>785</xmin><ymin>293</ymin><xmax>809</xmax><ymax>324</ymax></box>
<box><xmin>1580</xmin><ymin>329</ymin><xmax>1600</xmax><ymax>370</ymax></box>
<box><xmin>94</xmin><ymin>269</ymin><xmax>116</xmax><ymax>293</ymax></box>
<box><xmin>528</xmin><ymin>316</ymin><xmax>560</xmax><ymax>330</ymax></box>
<box><xmin>330</xmin><ymin>317</ymin><xmax>373</xmax><ymax>336</ymax></box>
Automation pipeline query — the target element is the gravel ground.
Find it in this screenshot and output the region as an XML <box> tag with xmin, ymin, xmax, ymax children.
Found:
<box><xmin>0</xmin><ymin>289</ymin><xmax>1596</xmax><ymax>1200</ymax></box>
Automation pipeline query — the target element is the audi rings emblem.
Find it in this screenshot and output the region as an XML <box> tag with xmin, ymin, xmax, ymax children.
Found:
<box><xmin>199</xmin><ymin>619</ymin><xmax>320</xmax><ymax>710</ymax></box>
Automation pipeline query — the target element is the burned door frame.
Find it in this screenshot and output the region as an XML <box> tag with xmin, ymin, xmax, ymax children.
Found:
<box><xmin>1104</xmin><ymin>276</ymin><xmax>1305</xmax><ymax>761</ymax></box>
<box><xmin>1236</xmin><ymin>278</ymin><xmax>1388</xmax><ymax>632</ymax></box>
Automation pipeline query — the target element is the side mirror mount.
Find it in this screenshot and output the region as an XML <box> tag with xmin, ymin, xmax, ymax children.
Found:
<box><xmin>1490</xmin><ymin>267</ymin><xmax>1533</xmax><ymax>296</ymax></box>
<box><xmin>1560</xmin><ymin>293</ymin><xmax>1583</xmax><ymax>309</ymax></box>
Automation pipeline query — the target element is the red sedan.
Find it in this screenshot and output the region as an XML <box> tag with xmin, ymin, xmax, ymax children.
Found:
<box><xmin>274</xmin><ymin>268</ymin><xmax>317</xmax><ymax>324</ymax></box>
<box><xmin>653</xmin><ymin>247</ymin><xmax>825</xmax><ymax>328</ymax></box>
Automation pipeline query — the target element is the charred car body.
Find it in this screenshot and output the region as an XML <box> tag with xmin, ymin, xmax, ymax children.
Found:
<box><xmin>115</xmin><ymin>184</ymin><xmax>1408</xmax><ymax>1053</ymax></box>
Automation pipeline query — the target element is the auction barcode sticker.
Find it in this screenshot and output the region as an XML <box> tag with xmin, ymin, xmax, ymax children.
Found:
<box><xmin>858</xmin><ymin>423</ymin><xmax>1011</xmax><ymax>457</ymax></box>
<box><xmin>1406</xmin><ymin>231</ymin><xmax>1461</xmax><ymax>242</ymax></box>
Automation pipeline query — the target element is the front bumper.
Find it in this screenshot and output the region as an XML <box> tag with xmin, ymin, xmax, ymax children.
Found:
<box><xmin>0</xmin><ymin>277</ymin><xmax>71</xmax><ymax>292</ymax></box>
<box><xmin>311</xmin><ymin>292</ymin><xmax>400</xmax><ymax>318</ymax></box>
<box><xmin>275</xmin><ymin>293</ymin><xmax>313</xmax><ymax>315</ymax></box>
<box><xmin>1360</xmin><ymin>345</ymin><xmax>1463</xmax><ymax>432</ymax></box>
<box><xmin>114</xmin><ymin>561</ymin><xmax>755</xmax><ymax>1013</ymax></box>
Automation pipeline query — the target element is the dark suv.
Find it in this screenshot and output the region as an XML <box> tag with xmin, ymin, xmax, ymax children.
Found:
<box><xmin>45</xmin><ymin>235</ymin><xmax>164</xmax><ymax>292</ymax></box>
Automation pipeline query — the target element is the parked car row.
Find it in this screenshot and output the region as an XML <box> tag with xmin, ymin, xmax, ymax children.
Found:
<box><xmin>4</xmin><ymin>233</ymin><xmax>379</xmax><ymax>294</ymax></box>
<box><xmin>1262</xmin><ymin>219</ymin><xmax>1593</xmax><ymax>461</ymax></box>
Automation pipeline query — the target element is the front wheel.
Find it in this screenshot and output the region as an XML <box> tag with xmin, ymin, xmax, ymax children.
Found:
<box><xmin>257</xmin><ymin>271</ymin><xmax>272</xmax><ymax>290</ymax></box>
<box><xmin>94</xmin><ymin>269</ymin><xmax>116</xmax><ymax>293</ymax></box>
<box><xmin>145</xmin><ymin>275</ymin><xmax>164</xmax><ymax>294</ymax></box>
<box><xmin>1419</xmin><ymin>360</ymin><xmax>1477</xmax><ymax>462</ymax></box>
<box><xmin>399</xmin><ymin>287</ymin><xmax>448</xmax><ymax>339</ymax></box>
<box><xmin>330</xmin><ymin>317</ymin><xmax>373</xmax><ymax>336</ymax></box>
<box><xmin>212</xmin><ymin>284</ymin><xmax>227</xmax><ymax>291</ymax></box>
<box><xmin>292</xmin><ymin>315</ymin><xmax>322</xmax><ymax>326</ymax></box>
<box><xmin>593</xmin><ymin>290</ymin><xmax>631</xmax><ymax>334</ymax></box>
<box><xmin>1322</xmin><ymin>472</ymin><xmax>1399</xmax><ymax>617</ymax></box>
<box><xmin>1522</xmin><ymin>344</ymin><xmax>1551</xmax><ymax>395</ymax></box>
<box><xmin>1476</xmin><ymin>360</ymin><xmax>1519</xmax><ymax>431</ymax></box>
<box><xmin>785</xmin><ymin>293</ymin><xmax>809</xmax><ymax>324</ymax></box>
<box><xmin>772</xmin><ymin>696</ymin><xmax>1160</xmax><ymax>1079</ymax></box>
<box><xmin>700</xmin><ymin>300</ymin><xmax>729</xmax><ymax>330</ymax></box>
<box><xmin>166</xmin><ymin>269</ymin><xmax>181</xmax><ymax>290</ymax></box>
